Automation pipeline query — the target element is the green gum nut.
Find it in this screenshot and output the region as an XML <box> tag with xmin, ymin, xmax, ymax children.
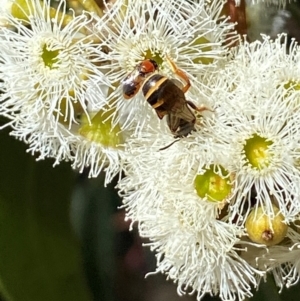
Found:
<box><xmin>243</xmin><ymin>134</ymin><xmax>273</xmax><ymax>170</ymax></box>
<box><xmin>245</xmin><ymin>204</ymin><xmax>288</xmax><ymax>246</ymax></box>
<box><xmin>11</xmin><ymin>0</ymin><xmax>34</xmax><ymax>22</ymax></box>
<box><xmin>79</xmin><ymin>110</ymin><xmax>123</xmax><ymax>149</ymax></box>
<box><xmin>194</xmin><ymin>165</ymin><xmax>233</xmax><ymax>203</ymax></box>
<box><xmin>11</xmin><ymin>0</ymin><xmax>72</xmax><ymax>27</ymax></box>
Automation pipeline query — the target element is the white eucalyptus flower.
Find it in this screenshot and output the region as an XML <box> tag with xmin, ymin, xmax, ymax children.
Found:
<box><xmin>0</xmin><ymin>0</ymin><xmax>127</xmax><ymax>181</ymax></box>
<box><xmin>118</xmin><ymin>130</ymin><xmax>263</xmax><ymax>300</ymax></box>
<box><xmin>208</xmin><ymin>35</ymin><xmax>300</xmax><ymax>224</ymax></box>
<box><xmin>92</xmin><ymin>0</ymin><xmax>236</xmax><ymax>131</ymax></box>
<box><xmin>0</xmin><ymin>0</ymin><xmax>109</xmax><ymax>130</ymax></box>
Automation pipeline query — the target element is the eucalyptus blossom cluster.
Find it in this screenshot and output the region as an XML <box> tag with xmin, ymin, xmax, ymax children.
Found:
<box><xmin>1</xmin><ymin>0</ymin><xmax>300</xmax><ymax>300</ymax></box>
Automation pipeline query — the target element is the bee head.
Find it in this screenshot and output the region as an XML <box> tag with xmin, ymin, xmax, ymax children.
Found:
<box><xmin>138</xmin><ymin>59</ymin><xmax>159</xmax><ymax>77</ymax></box>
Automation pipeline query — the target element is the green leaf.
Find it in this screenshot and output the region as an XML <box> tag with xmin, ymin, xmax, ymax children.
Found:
<box><xmin>0</xmin><ymin>129</ymin><xmax>91</xmax><ymax>301</ymax></box>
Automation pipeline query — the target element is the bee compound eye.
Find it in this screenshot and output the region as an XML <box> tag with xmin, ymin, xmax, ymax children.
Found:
<box><xmin>149</xmin><ymin>59</ymin><xmax>158</xmax><ymax>71</ymax></box>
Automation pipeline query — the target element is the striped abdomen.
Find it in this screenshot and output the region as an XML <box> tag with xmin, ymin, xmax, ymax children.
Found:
<box><xmin>142</xmin><ymin>74</ymin><xmax>168</xmax><ymax>110</ymax></box>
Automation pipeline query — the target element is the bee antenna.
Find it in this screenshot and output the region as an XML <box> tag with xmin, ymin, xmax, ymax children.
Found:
<box><xmin>159</xmin><ymin>139</ymin><xmax>180</xmax><ymax>151</ymax></box>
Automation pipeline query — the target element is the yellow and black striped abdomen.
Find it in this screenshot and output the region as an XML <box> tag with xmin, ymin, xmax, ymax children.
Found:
<box><xmin>142</xmin><ymin>74</ymin><xmax>168</xmax><ymax>108</ymax></box>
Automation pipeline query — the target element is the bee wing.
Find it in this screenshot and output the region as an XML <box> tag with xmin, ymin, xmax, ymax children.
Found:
<box><xmin>171</xmin><ymin>103</ymin><xmax>195</xmax><ymax>123</ymax></box>
<box><xmin>166</xmin><ymin>114</ymin><xmax>181</xmax><ymax>133</ymax></box>
<box><xmin>166</xmin><ymin>114</ymin><xmax>195</xmax><ymax>137</ymax></box>
<box><xmin>158</xmin><ymin>80</ymin><xmax>195</xmax><ymax>123</ymax></box>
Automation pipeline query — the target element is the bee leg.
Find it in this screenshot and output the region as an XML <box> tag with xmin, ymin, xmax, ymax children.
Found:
<box><xmin>187</xmin><ymin>101</ymin><xmax>213</xmax><ymax>113</ymax></box>
<box><xmin>165</xmin><ymin>55</ymin><xmax>191</xmax><ymax>93</ymax></box>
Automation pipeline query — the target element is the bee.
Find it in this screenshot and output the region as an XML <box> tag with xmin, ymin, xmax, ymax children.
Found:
<box><xmin>122</xmin><ymin>56</ymin><xmax>208</xmax><ymax>139</ymax></box>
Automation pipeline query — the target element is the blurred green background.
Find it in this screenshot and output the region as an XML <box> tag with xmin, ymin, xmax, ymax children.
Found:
<box><xmin>2</xmin><ymin>1</ymin><xmax>300</xmax><ymax>300</ymax></box>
